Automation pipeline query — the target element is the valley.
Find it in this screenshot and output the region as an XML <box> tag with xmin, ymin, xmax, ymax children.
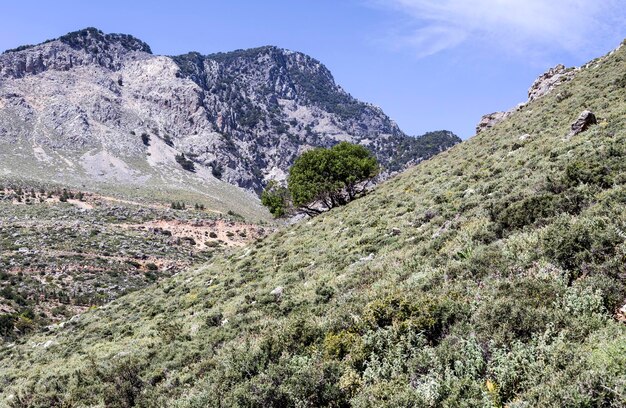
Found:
<box><xmin>0</xmin><ymin>31</ymin><xmax>624</xmax><ymax>407</ymax></box>
<box><xmin>0</xmin><ymin>22</ymin><xmax>624</xmax><ymax>408</ymax></box>
<box><xmin>0</xmin><ymin>184</ymin><xmax>272</xmax><ymax>337</ymax></box>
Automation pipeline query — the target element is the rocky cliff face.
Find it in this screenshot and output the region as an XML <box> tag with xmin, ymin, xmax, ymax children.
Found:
<box><xmin>0</xmin><ymin>28</ymin><xmax>151</xmax><ymax>78</ymax></box>
<box><xmin>0</xmin><ymin>28</ymin><xmax>460</xmax><ymax>194</ymax></box>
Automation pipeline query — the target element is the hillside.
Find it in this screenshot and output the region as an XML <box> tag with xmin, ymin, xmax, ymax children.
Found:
<box><xmin>0</xmin><ymin>27</ymin><xmax>460</xmax><ymax>197</ymax></box>
<box><xmin>0</xmin><ymin>185</ymin><xmax>272</xmax><ymax>338</ymax></box>
<box><xmin>1</xmin><ymin>40</ymin><xmax>625</xmax><ymax>407</ymax></box>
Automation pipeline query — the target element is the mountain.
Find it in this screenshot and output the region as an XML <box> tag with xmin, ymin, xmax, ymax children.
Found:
<box><xmin>1</xmin><ymin>35</ymin><xmax>624</xmax><ymax>407</ymax></box>
<box><xmin>0</xmin><ymin>27</ymin><xmax>460</xmax><ymax>198</ymax></box>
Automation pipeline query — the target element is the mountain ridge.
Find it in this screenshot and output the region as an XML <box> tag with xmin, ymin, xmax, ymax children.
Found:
<box><xmin>0</xmin><ymin>28</ymin><xmax>460</xmax><ymax>196</ymax></box>
<box><xmin>2</xmin><ymin>27</ymin><xmax>152</xmax><ymax>56</ymax></box>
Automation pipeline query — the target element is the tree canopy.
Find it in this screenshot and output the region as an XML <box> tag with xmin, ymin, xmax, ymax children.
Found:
<box><xmin>262</xmin><ymin>142</ymin><xmax>379</xmax><ymax>217</ymax></box>
<box><xmin>261</xmin><ymin>181</ymin><xmax>290</xmax><ymax>218</ymax></box>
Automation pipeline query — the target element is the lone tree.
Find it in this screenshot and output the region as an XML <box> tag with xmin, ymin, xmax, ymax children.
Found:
<box><xmin>262</xmin><ymin>142</ymin><xmax>379</xmax><ymax>217</ymax></box>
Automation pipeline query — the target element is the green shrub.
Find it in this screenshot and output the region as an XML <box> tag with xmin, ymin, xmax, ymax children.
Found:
<box><xmin>565</xmin><ymin>160</ymin><xmax>613</xmax><ymax>188</ymax></box>
<box><xmin>0</xmin><ymin>314</ymin><xmax>15</xmax><ymax>337</ymax></box>
<box><xmin>205</xmin><ymin>311</ymin><xmax>222</xmax><ymax>328</ymax></box>
<box><xmin>323</xmin><ymin>331</ymin><xmax>362</xmax><ymax>361</ymax></box>
<box><xmin>541</xmin><ymin>216</ymin><xmax>621</xmax><ymax>273</ymax></box>
<box><xmin>175</xmin><ymin>154</ymin><xmax>195</xmax><ymax>172</ymax></box>
<box><xmin>261</xmin><ymin>181</ymin><xmax>290</xmax><ymax>218</ymax></box>
<box><xmin>472</xmin><ymin>278</ymin><xmax>562</xmax><ymax>343</ymax></box>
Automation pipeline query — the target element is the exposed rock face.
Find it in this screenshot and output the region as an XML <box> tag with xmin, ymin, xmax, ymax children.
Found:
<box><xmin>568</xmin><ymin>110</ymin><xmax>597</xmax><ymax>137</ymax></box>
<box><xmin>0</xmin><ymin>27</ymin><xmax>151</xmax><ymax>78</ymax></box>
<box><xmin>0</xmin><ymin>28</ymin><xmax>460</xmax><ymax>194</ymax></box>
<box><xmin>528</xmin><ymin>64</ymin><xmax>576</xmax><ymax>103</ymax></box>
<box><xmin>475</xmin><ymin>111</ymin><xmax>511</xmax><ymax>134</ymax></box>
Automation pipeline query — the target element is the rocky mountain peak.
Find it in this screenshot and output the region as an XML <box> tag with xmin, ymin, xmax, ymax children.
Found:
<box><xmin>0</xmin><ymin>27</ymin><xmax>152</xmax><ymax>78</ymax></box>
<box><xmin>56</xmin><ymin>27</ymin><xmax>152</xmax><ymax>54</ymax></box>
<box><xmin>176</xmin><ymin>45</ymin><xmax>346</xmax><ymax>111</ymax></box>
<box><xmin>2</xmin><ymin>27</ymin><xmax>152</xmax><ymax>56</ymax></box>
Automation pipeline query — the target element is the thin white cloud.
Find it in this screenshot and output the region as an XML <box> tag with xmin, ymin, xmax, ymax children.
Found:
<box><xmin>374</xmin><ymin>0</ymin><xmax>626</xmax><ymax>58</ymax></box>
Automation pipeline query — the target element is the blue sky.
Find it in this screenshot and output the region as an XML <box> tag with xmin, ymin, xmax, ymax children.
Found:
<box><xmin>1</xmin><ymin>0</ymin><xmax>624</xmax><ymax>139</ymax></box>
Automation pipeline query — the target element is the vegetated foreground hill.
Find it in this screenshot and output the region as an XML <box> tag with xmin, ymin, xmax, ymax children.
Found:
<box><xmin>1</xmin><ymin>42</ymin><xmax>625</xmax><ymax>407</ymax></box>
<box><xmin>0</xmin><ymin>27</ymin><xmax>460</xmax><ymax>198</ymax></box>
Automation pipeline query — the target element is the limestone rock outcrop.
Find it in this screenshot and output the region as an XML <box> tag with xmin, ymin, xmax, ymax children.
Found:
<box><xmin>475</xmin><ymin>64</ymin><xmax>577</xmax><ymax>135</ymax></box>
<box><xmin>475</xmin><ymin>111</ymin><xmax>511</xmax><ymax>134</ymax></box>
<box><xmin>0</xmin><ymin>28</ymin><xmax>460</xmax><ymax>194</ymax></box>
<box><xmin>528</xmin><ymin>64</ymin><xmax>576</xmax><ymax>103</ymax></box>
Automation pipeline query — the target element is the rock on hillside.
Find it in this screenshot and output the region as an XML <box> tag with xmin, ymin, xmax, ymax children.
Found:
<box><xmin>475</xmin><ymin>63</ymin><xmax>578</xmax><ymax>134</ymax></box>
<box><xmin>527</xmin><ymin>63</ymin><xmax>576</xmax><ymax>103</ymax></box>
<box><xmin>0</xmin><ymin>28</ymin><xmax>460</xmax><ymax>194</ymax></box>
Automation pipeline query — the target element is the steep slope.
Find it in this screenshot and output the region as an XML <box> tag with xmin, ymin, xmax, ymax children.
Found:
<box><xmin>0</xmin><ymin>28</ymin><xmax>267</xmax><ymax>220</ymax></box>
<box><xmin>1</xmin><ymin>42</ymin><xmax>625</xmax><ymax>407</ymax></box>
<box><xmin>0</xmin><ymin>28</ymin><xmax>460</xmax><ymax>196</ymax></box>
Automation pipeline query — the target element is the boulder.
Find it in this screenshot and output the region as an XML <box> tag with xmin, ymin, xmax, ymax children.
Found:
<box><xmin>568</xmin><ymin>110</ymin><xmax>597</xmax><ymax>138</ymax></box>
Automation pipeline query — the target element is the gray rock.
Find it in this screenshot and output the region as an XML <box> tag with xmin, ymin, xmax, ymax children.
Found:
<box><xmin>568</xmin><ymin>110</ymin><xmax>597</xmax><ymax>138</ymax></box>
<box><xmin>476</xmin><ymin>111</ymin><xmax>510</xmax><ymax>134</ymax></box>
<box><xmin>528</xmin><ymin>64</ymin><xmax>576</xmax><ymax>103</ymax></box>
<box><xmin>270</xmin><ymin>286</ymin><xmax>284</xmax><ymax>297</ymax></box>
<box><xmin>475</xmin><ymin>64</ymin><xmax>577</xmax><ymax>135</ymax></box>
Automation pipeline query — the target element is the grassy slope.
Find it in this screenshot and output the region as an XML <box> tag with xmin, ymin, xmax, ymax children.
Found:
<box><xmin>1</xmin><ymin>43</ymin><xmax>625</xmax><ymax>407</ymax></box>
<box><xmin>0</xmin><ymin>139</ymin><xmax>271</xmax><ymax>223</ymax></box>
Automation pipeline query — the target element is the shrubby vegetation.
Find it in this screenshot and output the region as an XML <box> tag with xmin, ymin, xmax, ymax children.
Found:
<box><xmin>260</xmin><ymin>181</ymin><xmax>291</xmax><ymax>218</ymax></box>
<box><xmin>1</xmin><ymin>38</ymin><xmax>626</xmax><ymax>408</ymax></box>
<box><xmin>0</xmin><ymin>185</ymin><xmax>257</xmax><ymax>341</ymax></box>
<box><xmin>58</xmin><ymin>27</ymin><xmax>152</xmax><ymax>54</ymax></box>
<box><xmin>174</xmin><ymin>153</ymin><xmax>195</xmax><ymax>172</ymax></box>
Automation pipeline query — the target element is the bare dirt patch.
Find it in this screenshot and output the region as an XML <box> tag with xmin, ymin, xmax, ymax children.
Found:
<box><xmin>123</xmin><ymin>219</ymin><xmax>270</xmax><ymax>249</ymax></box>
